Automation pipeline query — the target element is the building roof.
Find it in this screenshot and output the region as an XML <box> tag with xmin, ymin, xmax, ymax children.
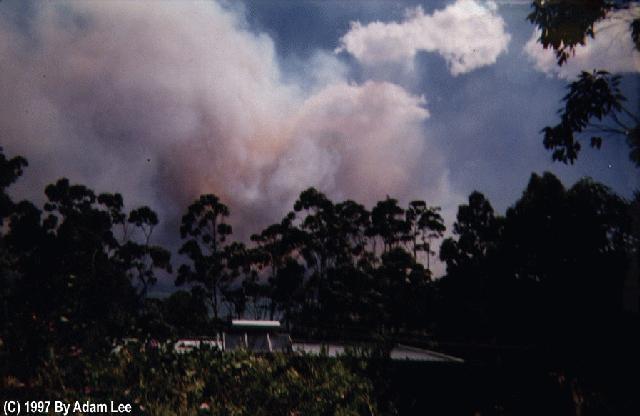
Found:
<box><xmin>390</xmin><ymin>344</ymin><xmax>464</xmax><ymax>363</ymax></box>
<box><xmin>292</xmin><ymin>341</ymin><xmax>464</xmax><ymax>363</ymax></box>
<box><xmin>231</xmin><ymin>319</ymin><xmax>281</xmax><ymax>329</ymax></box>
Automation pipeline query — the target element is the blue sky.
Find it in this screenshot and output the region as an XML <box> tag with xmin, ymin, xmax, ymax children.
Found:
<box><xmin>243</xmin><ymin>0</ymin><xmax>639</xmax><ymax>211</ymax></box>
<box><xmin>1</xmin><ymin>0</ymin><xmax>638</xmax><ymax>283</ymax></box>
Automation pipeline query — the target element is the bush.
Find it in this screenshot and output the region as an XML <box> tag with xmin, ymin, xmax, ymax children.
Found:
<box><xmin>24</xmin><ymin>345</ymin><xmax>378</xmax><ymax>416</ymax></box>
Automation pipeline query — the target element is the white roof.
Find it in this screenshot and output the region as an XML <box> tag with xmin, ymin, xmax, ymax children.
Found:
<box><xmin>390</xmin><ymin>344</ymin><xmax>464</xmax><ymax>363</ymax></box>
<box><xmin>231</xmin><ymin>319</ymin><xmax>281</xmax><ymax>328</ymax></box>
<box><xmin>291</xmin><ymin>342</ymin><xmax>463</xmax><ymax>362</ymax></box>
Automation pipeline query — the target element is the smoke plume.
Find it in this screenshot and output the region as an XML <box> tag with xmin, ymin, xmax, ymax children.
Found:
<box><xmin>0</xmin><ymin>1</ymin><xmax>457</xmax><ymax>245</ymax></box>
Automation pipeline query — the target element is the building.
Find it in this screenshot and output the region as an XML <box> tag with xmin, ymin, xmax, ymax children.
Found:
<box><xmin>175</xmin><ymin>320</ymin><xmax>463</xmax><ymax>363</ymax></box>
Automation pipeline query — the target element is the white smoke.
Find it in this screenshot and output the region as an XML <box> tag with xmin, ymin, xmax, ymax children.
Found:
<box><xmin>0</xmin><ymin>0</ymin><xmax>458</xmax><ymax>248</ymax></box>
<box><xmin>335</xmin><ymin>0</ymin><xmax>511</xmax><ymax>75</ymax></box>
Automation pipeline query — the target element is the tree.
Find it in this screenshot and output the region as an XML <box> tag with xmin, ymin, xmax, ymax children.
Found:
<box><xmin>498</xmin><ymin>172</ymin><xmax>632</xmax><ymax>344</ymax></box>
<box><xmin>334</xmin><ymin>199</ymin><xmax>373</xmax><ymax>269</ymax></box>
<box><xmin>293</xmin><ymin>188</ymin><xmax>339</xmax><ymax>282</ymax></box>
<box><xmin>370</xmin><ymin>197</ymin><xmax>408</xmax><ymax>253</ymax></box>
<box><xmin>0</xmin><ymin>147</ymin><xmax>29</xmax><ymax>351</ymax></box>
<box><xmin>0</xmin><ymin>147</ymin><xmax>27</xmax><ymax>226</ymax></box>
<box><xmin>269</xmin><ymin>258</ymin><xmax>305</xmax><ymax>328</ymax></box>
<box><xmin>437</xmin><ymin>191</ymin><xmax>503</xmax><ymax>341</ymax></box>
<box><xmin>440</xmin><ymin>191</ymin><xmax>502</xmax><ymax>276</ymax></box>
<box><xmin>375</xmin><ymin>247</ymin><xmax>428</xmax><ymax>332</ymax></box>
<box><xmin>176</xmin><ymin>194</ymin><xmax>232</xmax><ymax>320</ymax></box>
<box><xmin>405</xmin><ymin>201</ymin><xmax>445</xmax><ymax>270</ymax></box>
<box><xmin>542</xmin><ymin>70</ymin><xmax>639</xmax><ymax>165</ymax></box>
<box><xmin>2</xmin><ymin>177</ymin><xmax>166</xmax><ymax>375</ymax></box>
<box><xmin>250</xmin><ymin>213</ymin><xmax>305</xmax><ymax>320</ymax></box>
<box><xmin>40</xmin><ymin>180</ymin><xmax>138</xmax><ymax>342</ymax></box>
<box><xmin>528</xmin><ymin>0</ymin><xmax>640</xmax><ymax>165</ymax></box>
<box><xmin>528</xmin><ymin>0</ymin><xmax>620</xmax><ymax>65</ymax></box>
<box><xmin>290</xmin><ymin>189</ymin><xmax>386</xmax><ymax>332</ymax></box>
<box><xmin>160</xmin><ymin>288</ymin><xmax>210</xmax><ymax>336</ymax></box>
<box><xmin>219</xmin><ymin>241</ymin><xmax>258</xmax><ymax>319</ymax></box>
<box><xmin>109</xmin><ymin>203</ymin><xmax>171</xmax><ymax>299</ymax></box>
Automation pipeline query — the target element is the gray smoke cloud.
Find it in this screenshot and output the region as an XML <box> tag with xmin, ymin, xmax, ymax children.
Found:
<box><xmin>0</xmin><ymin>0</ymin><xmax>459</xmax><ymax>252</ymax></box>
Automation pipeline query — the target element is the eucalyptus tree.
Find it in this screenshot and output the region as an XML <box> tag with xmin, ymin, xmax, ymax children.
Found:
<box><xmin>293</xmin><ymin>188</ymin><xmax>340</xmax><ymax>283</ymax></box>
<box><xmin>251</xmin><ymin>212</ymin><xmax>305</xmax><ymax>320</ymax></box>
<box><xmin>41</xmin><ymin>180</ymin><xmax>137</xmax><ymax>333</ymax></box>
<box><xmin>440</xmin><ymin>191</ymin><xmax>502</xmax><ymax>277</ymax></box>
<box><xmin>334</xmin><ymin>199</ymin><xmax>373</xmax><ymax>268</ymax></box>
<box><xmin>176</xmin><ymin>194</ymin><xmax>232</xmax><ymax>320</ymax></box>
<box><xmin>370</xmin><ymin>197</ymin><xmax>409</xmax><ymax>253</ymax></box>
<box><xmin>3</xmin><ymin>178</ymin><xmax>167</xmax><ymax>358</ymax></box>
<box><xmin>108</xmin><ymin>203</ymin><xmax>171</xmax><ymax>299</ymax></box>
<box><xmin>0</xmin><ymin>147</ymin><xmax>27</xmax><ymax>226</ymax></box>
<box><xmin>269</xmin><ymin>258</ymin><xmax>305</xmax><ymax>328</ymax></box>
<box><xmin>405</xmin><ymin>201</ymin><xmax>446</xmax><ymax>270</ymax></box>
<box><xmin>375</xmin><ymin>247</ymin><xmax>430</xmax><ymax>333</ymax></box>
<box><xmin>0</xmin><ymin>148</ymin><xmax>30</xmax><ymax>359</ymax></box>
<box><xmin>498</xmin><ymin>172</ymin><xmax>633</xmax><ymax>347</ymax></box>
<box><xmin>437</xmin><ymin>191</ymin><xmax>504</xmax><ymax>341</ymax></box>
<box><xmin>291</xmin><ymin>189</ymin><xmax>381</xmax><ymax>330</ymax></box>
<box><xmin>160</xmin><ymin>287</ymin><xmax>214</xmax><ymax>336</ymax></box>
<box><xmin>219</xmin><ymin>241</ymin><xmax>259</xmax><ymax>319</ymax></box>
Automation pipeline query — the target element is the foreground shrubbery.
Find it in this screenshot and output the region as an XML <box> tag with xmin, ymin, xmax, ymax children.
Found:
<box><xmin>11</xmin><ymin>346</ymin><xmax>378</xmax><ymax>416</ymax></box>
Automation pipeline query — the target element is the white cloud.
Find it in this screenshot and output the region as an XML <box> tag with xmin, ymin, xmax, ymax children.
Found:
<box><xmin>524</xmin><ymin>5</ymin><xmax>640</xmax><ymax>79</ymax></box>
<box><xmin>335</xmin><ymin>0</ymin><xmax>511</xmax><ymax>75</ymax></box>
<box><xmin>0</xmin><ymin>0</ymin><xmax>459</xmax><ymax>241</ymax></box>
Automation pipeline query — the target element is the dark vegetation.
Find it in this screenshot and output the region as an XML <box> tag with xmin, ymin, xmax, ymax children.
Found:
<box><xmin>1</xmin><ymin>145</ymin><xmax>638</xmax><ymax>414</ymax></box>
<box><xmin>529</xmin><ymin>0</ymin><xmax>640</xmax><ymax>166</ymax></box>
<box><xmin>2</xmin><ymin>1</ymin><xmax>640</xmax><ymax>414</ymax></box>
<box><xmin>12</xmin><ymin>347</ymin><xmax>379</xmax><ymax>415</ymax></box>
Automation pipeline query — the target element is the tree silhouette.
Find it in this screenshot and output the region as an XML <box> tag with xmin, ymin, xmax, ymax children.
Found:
<box><xmin>440</xmin><ymin>191</ymin><xmax>502</xmax><ymax>276</ymax></box>
<box><xmin>375</xmin><ymin>247</ymin><xmax>430</xmax><ymax>333</ymax></box>
<box><xmin>0</xmin><ymin>148</ymin><xmax>30</xmax><ymax>359</ymax></box>
<box><xmin>405</xmin><ymin>201</ymin><xmax>445</xmax><ymax>270</ymax></box>
<box><xmin>293</xmin><ymin>188</ymin><xmax>339</xmax><ymax>281</ymax></box>
<box><xmin>1</xmin><ymin>175</ymin><xmax>177</xmax><ymax>376</ymax></box>
<box><xmin>0</xmin><ymin>147</ymin><xmax>27</xmax><ymax>225</ymax></box>
<box><xmin>250</xmin><ymin>212</ymin><xmax>305</xmax><ymax>320</ymax></box>
<box><xmin>107</xmin><ymin>202</ymin><xmax>172</xmax><ymax>299</ymax></box>
<box><xmin>498</xmin><ymin>172</ymin><xmax>632</xmax><ymax>347</ymax></box>
<box><xmin>437</xmin><ymin>191</ymin><xmax>502</xmax><ymax>341</ymax></box>
<box><xmin>528</xmin><ymin>0</ymin><xmax>615</xmax><ymax>65</ymax></box>
<box><xmin>542</xmin><ymin>70</ymin><xmax>639</xmax><ymax>165</ymax></box>
<box><xmin>161</xmin><ymin>288</ymin><xmax>210</xmax><ymax>336</ymax></box>
<box><xmin>370</xmin><ymin>197</ymin><xmax>408</xmax><ymax>253</ymax></box>
<box><xmin>176</xmin><ymin>194</ymin><xmax>232</xmax><ymax>320</ymax></box>
<box><xmin>528</xmin><ymin>0</ymin><xmax>640</xmax><ymax>165</ymax></box>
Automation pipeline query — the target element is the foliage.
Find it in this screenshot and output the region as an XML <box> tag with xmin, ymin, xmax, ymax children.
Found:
<box><xmin>25</xmin><ymin>346</ymin><xmax>378</xmax><ymax>416</ymax></box>
<box><xmin>440</xmin><ymin>191</ymin><xmax>502</xmax><ymax>275</ymax></box>
<box><xmin>438</xmin><ymin>171</ymin><xmax>634</xmax><ymax>346</ymax></box>
<box><xmin>528</xmin><ymin>1</ymin><xmax>640</xmax><ymax>165</ymax></box>
<box><xmin>527</xmin><ymin>0</ymin><xmax>614</xmax><ymax>66</ymax></box>
<box><xmin>0</xmin><ymin>146</ymin><xmax>27</xmax><ymax>224</ymax></box>
<box><xmin>2</xmin><ymin>146</ymin><xmax>638</xmax><ymax>414</ymax></box>
<box><xmin>542</xmin><ymin>70</ymin><xmax>639</xmax><ymax>165</ymax></box>
<box><xmin>176</xmin><ymin>194</ymin><xmax>232</xmax><ymax>320</ymax></box>
<box><xmin>0</xmin><ymin>149</ymin><xmax>171</xmax><ymax>378</ymax></box>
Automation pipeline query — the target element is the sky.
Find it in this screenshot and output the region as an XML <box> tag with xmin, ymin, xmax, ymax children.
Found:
<box><xmin>1</xmin><ymin>0</ymin><xmax>638</xmax><ymax>286</ymax></box>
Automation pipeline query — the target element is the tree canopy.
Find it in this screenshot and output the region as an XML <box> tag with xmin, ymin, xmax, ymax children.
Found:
<box><xmin>528</xmin><ymin>0</ymin><xmax>640</xmax><ymax>165</ymax></box>
<box><xmin>1</xmin><ymin>146</ymin><xmax>638</xmax><ymax>413</ymax></box>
